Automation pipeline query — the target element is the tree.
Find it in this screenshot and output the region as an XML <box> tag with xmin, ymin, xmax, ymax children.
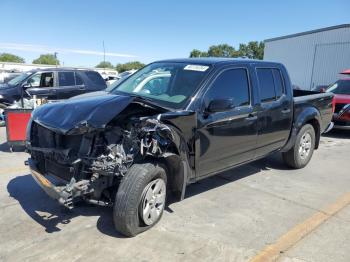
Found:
<box><xmin>207</xmin><ymin>44</ymin><xmax>238</xmax><ymax>57</ymax></box>
<box><xmin>189</xmin><ymin>49</ymin><xmax>208</xmax><ymax>58</ymax></box>
<box><xmin>237</xmin><ymin>41</ymin><xmax>265</xmax><ymax>60</ymax></box>
<box><xmin>0</xmin><ymin>53</ymin><xmax>25</xmax><ymax>63</ymax></box>
<box><xmin>116</xmin><ymin>61</ymin><xmax>145</xmax><ymax>73</ymax></box>
<box><xmin>32</xmin><ymin>54</ymin><xmax>60</xmax><ymax>65</ymax></box>
<box><xmin>95</xmin><ymin>61</ymin><xmax>114</xmax><ymax>69</ymax></box>
<box><xmin>189</xmin><ymin>41</ymin><xmax>265</xmax><ymax>60</ymax></box>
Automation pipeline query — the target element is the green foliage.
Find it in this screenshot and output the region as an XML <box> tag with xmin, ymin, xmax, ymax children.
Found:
<box><xmin>0</xmin><ymin>53</ymin><xmax>25</xmax><ymax>63</ymax></box>
<box><xmin>208</xmin><ymin>44</ymin><xmax>238</xmax><ymax>57</ymax></box>
<box><xmin>237</xmin><ymin>41</ymin><xmax>265</xmax><ymax>60</ymax></box>
<box><xmin>32</xmin><ymin>54</ymin><xmax>60</xmax><ymax>65</ymax></box>
<box><xmin>116</xmin><ymin>61</ymin><xmax>145</xmax><ymax>73</ymax></box>
<box><xmin>189</xmin><ymin>41</ymin><xmax>265</xmax><ymax>60</ymax></box>
<box><xmin>189</xmin><ymin>49</ymin><xmax>208</xmax><ymax>58</ymax></box>
<box><xmin>95</xmin><ymin>61</ymin><xmax>114</xmax><ymax>69</ymax></box>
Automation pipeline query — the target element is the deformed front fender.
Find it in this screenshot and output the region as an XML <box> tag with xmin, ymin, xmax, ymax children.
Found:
<box><xmin>151</xmin><ymin>111</ymin><xmax>197</xmax><ymax>200</ymax></box>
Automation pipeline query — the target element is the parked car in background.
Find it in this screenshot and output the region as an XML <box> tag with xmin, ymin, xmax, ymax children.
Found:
<box><xmin>327</xmin><ymin>78</ymin><xmax>350</xmax><ymax>129</ymax></box>
<box><xmin>0</xmin><ymin>71</ymin><xmax>22</xmax><ymax>84</ymax></box>
<box><xmin>27</xmin><ymin>58</ymin><xmax>333</xmax><ymax>237</ymax></box>
<box><xmin>0</xmin><ymin>68</ymin><xmax>107</xmax><ymax>109</ymax></box>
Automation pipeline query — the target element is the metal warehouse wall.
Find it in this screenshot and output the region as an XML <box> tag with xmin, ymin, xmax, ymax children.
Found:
<box><xmin>264</xmin><ymin>25</ymin><xmax>350</xmax><ymax>90</ymax></box>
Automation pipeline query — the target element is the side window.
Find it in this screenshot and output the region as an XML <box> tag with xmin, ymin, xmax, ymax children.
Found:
<box><xmin>205</xmin><ymin>68</ymin><xmax>250</xmax><ymax>108</ymax></box>
<box><xmin>85</xmin><ymin>71</ymin><xmax>105</xmax><ymax>85</ymax></box>
<box><xmin>27</xmin><ymin>72</ymin><xmax>54</xmax><ymax>87</ymax></box>
<box><xmin>58</xmin><ymin>72</ymin><xmax>75</xmax><ymax>86</ymax></box>
<box><xmin>75</xmin><ymin>73</ymin><xmax>84</xmax><ymax>85</ymax></box>
<box><xmin>257</xmin><ymin>68</ymin><xmax>276</xmax><ymax>102</ymax></box>
<box><xmin>272</xmin><ymin>69</ymin><xmax>284</xmax><ymax>98</ymax></box>
<box><xmin>27</xmin><ymin>73</ymin><xmax>41</xmax><ymax>87</ymax></box>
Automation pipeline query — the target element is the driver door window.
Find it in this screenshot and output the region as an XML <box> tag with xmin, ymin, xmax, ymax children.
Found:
<box><xmin>27</xmin><ymin>72</ymin><xmax>54</xmax><ymax>88</ymax></box>
<box><xmin>204</xmin><ymin>68</ymin><xmax>250</xmax><ymax>108</ymax></box>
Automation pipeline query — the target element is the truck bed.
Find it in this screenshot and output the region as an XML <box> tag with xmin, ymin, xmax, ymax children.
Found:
<box><xmin>293</xmin><ymin>89</ymin><xmax>334</xmax><ymax>132</ymax></box>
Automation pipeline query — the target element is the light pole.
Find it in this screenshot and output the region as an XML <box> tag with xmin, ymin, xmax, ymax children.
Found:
<box><xmin>54</xmin><ymin>52</ymin><xmax>58</xmax><ymax>67</ymax></box>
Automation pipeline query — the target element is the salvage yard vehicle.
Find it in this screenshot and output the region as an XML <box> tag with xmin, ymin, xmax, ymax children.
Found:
<box><xmin>0</xmin><ymin>68</ymin><xmax>106</xmax><ymax>107</ymax></box>
<box><xmin>26</xmin><ymin>58</ymin><xmax>334</xmax><ymax>237</ymax></box>
<box><xmin>327</xmin><ymin>78</ymin><xmax>350</xmax><ymax>129</ymax></box>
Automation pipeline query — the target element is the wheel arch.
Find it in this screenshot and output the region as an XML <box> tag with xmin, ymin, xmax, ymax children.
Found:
<box><xmin>282</xmin><ymin>107</ymin><xmax>321</xmax><ymax>152</ymax></box>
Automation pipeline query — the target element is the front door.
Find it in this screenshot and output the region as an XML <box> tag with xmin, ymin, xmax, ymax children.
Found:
<box><xmin>25</xmin><ymin>72</ymin><xmax>57</xmax><ymax>100</ymax></box>
<box><xmin>197</xmin><ymin>67</ymin><xmax>258</xmax><ymax>177</ymax></box>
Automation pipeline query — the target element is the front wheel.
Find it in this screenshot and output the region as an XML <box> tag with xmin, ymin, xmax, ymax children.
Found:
<box><xmin>282</xmin><ymin>124</ymin><xmax>315</xmax><ymax>169</ymax></box>
<box><xmin>113</xmin><ymin>162</ymin><xmax>167</xmax><ymax>237</ymax></box>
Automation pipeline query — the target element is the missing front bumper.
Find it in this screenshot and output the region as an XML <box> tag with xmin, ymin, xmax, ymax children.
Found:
<box><xmin>28</xmin><ymin>158</ymin><xmax>78</xmax><ymax>209</ymax></box>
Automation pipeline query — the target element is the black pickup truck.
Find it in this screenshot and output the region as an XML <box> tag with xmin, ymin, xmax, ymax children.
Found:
<box><xmin>26</xmin><ymin>58</ymin><xmax>333</xmax><ymax>236</ymax></box>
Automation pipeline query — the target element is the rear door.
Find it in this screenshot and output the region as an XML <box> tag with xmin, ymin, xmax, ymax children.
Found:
<box><xmin>197</xmin><ymin>66</ymin><xmax>258</xmax><ymax>177</ymax></box>
<box><xmin>255</xmin><ymin>67</ymin><xmax>293</xmax><ymax>158</ymax></box>
<box><xmin>57</xmin><ymin>71</ymin><xmax>85</xmax><ymax>99</ymax></box>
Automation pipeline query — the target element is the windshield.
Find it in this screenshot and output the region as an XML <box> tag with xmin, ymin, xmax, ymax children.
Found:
<box><xmin>327</xmin><ymin>80</ymin><xmax>350</xmax><ymax>95</ymax></box>
<box><xmin>7</xmin><ymin>72</ymin><xmax>32</xmax><ymax>86</ymax></box>
<box><xmin>109</xmin><ymin>62</ymin><xmax>211</xmax><ymax>109</ymax></box>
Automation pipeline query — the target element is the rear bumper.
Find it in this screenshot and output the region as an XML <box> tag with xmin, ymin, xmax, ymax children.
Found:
<box><xmin>333</xmin><ymin>125</ymin><xmax>350</xmax><ymax>130</ymax></box>
<box><xmin>323</xmin><ymin>122</ymin><xmax>334</xmax><ymax>133</ymax></box>
<box><xmin>332</xmin><ymin>119</ymin><xmax>350</xmax><ymax>130</ymax></box>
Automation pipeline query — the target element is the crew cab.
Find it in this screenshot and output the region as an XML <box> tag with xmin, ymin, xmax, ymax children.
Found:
<box><xmin>0</xmin><ymin>68</ymin><xmax>106</xmax><ymax>108</ymax></box>
<box><xmin>26</xmin><ymin>58</ymin><xmax>334</xmax><ymax>237</ymax></box>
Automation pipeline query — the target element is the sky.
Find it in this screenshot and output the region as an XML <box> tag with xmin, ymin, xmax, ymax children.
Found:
<box><xmin>0</xmin><ymin>0</ymin><xmax>348</xmax><ymax>67</ymax></box>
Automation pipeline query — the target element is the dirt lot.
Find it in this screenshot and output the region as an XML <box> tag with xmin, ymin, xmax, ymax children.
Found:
<box><xmin>0</xmin><ymin>126</ymin><xmax>349</xmax><ymax>262</ymax></box>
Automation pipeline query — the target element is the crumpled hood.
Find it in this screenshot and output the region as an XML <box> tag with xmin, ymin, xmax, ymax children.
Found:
<box><xmin>32</xmin><ymin>93</ymin><xmax>134</xmax><ymax>134</ymax></box>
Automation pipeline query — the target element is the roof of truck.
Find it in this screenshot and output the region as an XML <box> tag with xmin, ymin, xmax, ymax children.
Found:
<box><xmin>155</xmin><ymin>58</ymin><xmax>280</xmax><ymax>66</ymax></box>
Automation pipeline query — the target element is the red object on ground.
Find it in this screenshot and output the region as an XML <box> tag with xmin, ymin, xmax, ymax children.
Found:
<box><xmin>5</xmin><ymin>109</ymin><xmax>32</xmax><ymax>146</ymax></box>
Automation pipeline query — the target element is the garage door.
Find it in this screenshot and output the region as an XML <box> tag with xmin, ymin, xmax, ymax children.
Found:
<box><xmin>311</xmin><ymin>42</ymin><xmax>350</xmax><ymax>89</ymax></box>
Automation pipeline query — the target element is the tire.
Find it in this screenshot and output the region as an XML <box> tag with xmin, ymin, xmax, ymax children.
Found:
<box><xmin>282</xmin><ymin>124</ymin><xmax>315</xmax><ymax>169</ymax></box>
<box><xmin>113</xmin><ymin>162</ymin><xmax>167</xmax><ymax>237</ymax></box>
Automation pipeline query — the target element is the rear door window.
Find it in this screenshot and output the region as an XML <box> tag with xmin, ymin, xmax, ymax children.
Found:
<box><xmin>257</xmin><ymin>69</ymin><xmax>276</xmax><ymax>102</ymax></box>
<box><xmin>272</xmin><ymin>69</ymin><xmax>284</xmax><ymax>98</ymax></box>
<box><xmin>58</xmin><ymin>72</ymin><xmax>75</xmax><ymax>86</ymax></box>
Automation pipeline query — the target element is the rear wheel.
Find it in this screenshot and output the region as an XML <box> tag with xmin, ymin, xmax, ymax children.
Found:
<box><xmin>113</xmin><ymin>162</ymin><xmax>167</xmax><ymax>237</ymax></box>
<box><xmin>282</xmin><ymin>124</ymin><xmax>315</xmax><ymax>169</ymax></box>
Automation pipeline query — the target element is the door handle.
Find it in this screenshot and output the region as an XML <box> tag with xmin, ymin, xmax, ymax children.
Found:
<box><xmin>281</xmin><ymin>108</ymin><xmax>291</xmax><ymax>114</ymax></box>
<box><xmin>245</xmin><ymin>114</ymin><xmax>257</xmax><ymax>121</ymax></box>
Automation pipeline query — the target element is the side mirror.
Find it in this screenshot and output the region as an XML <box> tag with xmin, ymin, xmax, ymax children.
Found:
<box><xmin>22</xmin><ymin>83</ymin><xmax>31</xmax><ymax>89</ymax></box>
<box><xmin>206</xmin><ymin>98</ymin><xmax>235</xmax><ymax>113</ymax></box>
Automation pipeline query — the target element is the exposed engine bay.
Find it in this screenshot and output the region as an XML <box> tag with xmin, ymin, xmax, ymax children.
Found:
<box><xmin>27</xmin><ymin>103</ymin><xmax>179</xmax><ymax>208</ymax></box>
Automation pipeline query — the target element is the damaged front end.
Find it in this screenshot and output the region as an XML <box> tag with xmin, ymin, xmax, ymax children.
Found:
<box><xmin>27</xmin><ymin>95</ymin><xmax>195</xmax><ymax>209</ymax></box>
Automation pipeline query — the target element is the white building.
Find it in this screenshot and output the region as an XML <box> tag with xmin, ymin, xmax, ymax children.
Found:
<box><xmin>264</xmin><ymin>24</ymin><xmax>350</xmax><ymax>90</ymax></box>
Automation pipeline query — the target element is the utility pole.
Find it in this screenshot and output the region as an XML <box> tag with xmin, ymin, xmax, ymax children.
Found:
<box><xmin>102</xmin><ymin>40</ymin><xmax>106</xmax><ymax>72</ymax></box>
<box><xmin>54</xmin><ymin>52</ymin><xmax>58</xmax><ymax>67</ymax></box>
